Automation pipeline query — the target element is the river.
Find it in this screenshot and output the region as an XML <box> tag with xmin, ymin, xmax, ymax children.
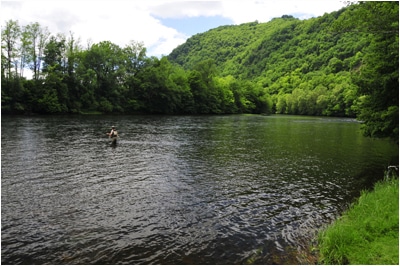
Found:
<box><xmin>1</xmin><ymin>114</ymin><xmax>397</xmax><ymax>264</ymax></box>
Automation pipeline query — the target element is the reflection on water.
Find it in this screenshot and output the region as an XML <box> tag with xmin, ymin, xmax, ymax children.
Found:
<box><xmin>1</xmin><ymin>115</ymin><xmax>397</xmax><ymax>264</ymax></box>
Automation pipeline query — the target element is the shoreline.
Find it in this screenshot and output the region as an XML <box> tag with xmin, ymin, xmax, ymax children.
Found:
<box><xmin>315</xmin><ymin>170</ymin><xmax>399</xmax><ymax>264</ymax></box>
<box><xmin>281</xmin><ymin>169</ymin><xmax>399</xmax><ymax>265</ymax></box>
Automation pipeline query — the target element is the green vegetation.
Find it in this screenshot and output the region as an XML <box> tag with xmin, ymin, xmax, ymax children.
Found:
<box><xmin>318</xmin><ymin>174</ymin><xmax>399</xmax><ymax>264</ymax></box>
<box><xmin>169</xmin><ymin>2</ymin><xmax>399</xmax><ymax>141</ymax></box>
<box><xmin>2</xmin><ymin>2</ymin><xmax>398</xmax><ymax>140</ymax></box>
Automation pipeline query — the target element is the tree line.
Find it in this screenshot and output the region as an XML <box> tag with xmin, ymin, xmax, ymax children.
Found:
<box><xmin>1</xmin><ymin>22</ymin><xmax>272</xmax><ymax>115</ymax></box>
<box><xmin>2</xmin><ymin>2</ymin><xmax>398</xmax><ymax>141</ymax></box>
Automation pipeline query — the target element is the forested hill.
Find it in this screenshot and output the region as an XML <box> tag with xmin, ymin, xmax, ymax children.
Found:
<box><xmin>168</xmin><ymin>15</ymin><xmax>321</xmax><ymax>79</ymax></box>
<box><xmin>167</xmin><ymin>2</ymin><xmax>398</xmax><ymax>140</ymax></box>
<box><xmin>168</xmin><ymin>9</ymin><xmax>368</xmax><ymax>116</ymax></box>
<box><xmin>2</xmin><ymin>2</ymin><xmax>398</xmax><ymax>140</ymax></box>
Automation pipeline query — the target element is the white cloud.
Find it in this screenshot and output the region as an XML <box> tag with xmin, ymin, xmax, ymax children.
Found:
<box><xmin>149</xmin><ymin>1</ymin><xmax>224</xmax><ymax>18</ymax></box>
<box><xmin>219</xmin><ymin>0</ymin><xmax>345</xmax><ymax>24</ymax></box>
<box><xmin>1</xmin><ymin>0</ymin><xmax>189</xmax><ymax>56</ymax></box>
<box><xmin>1</xmin><ymin>0</ymin><xmax>346</xmax><ymax>56</ymax></box>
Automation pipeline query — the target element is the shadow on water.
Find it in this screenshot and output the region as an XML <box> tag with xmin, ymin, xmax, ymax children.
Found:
<box><xmin>110</xmin><ymin>140</ymin><xmax>117</xmax><ymax>148</ymax></box>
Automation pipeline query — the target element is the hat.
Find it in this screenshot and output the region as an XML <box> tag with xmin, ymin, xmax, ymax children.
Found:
<box><xmin>111</xmin><ymin>126</ymin><xmax>115</xmax><ymax>129</ymax></box>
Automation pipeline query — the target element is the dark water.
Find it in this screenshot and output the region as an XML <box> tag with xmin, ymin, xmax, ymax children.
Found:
<box><xmin>1</xmin><ymin>115</ymin><xmax>397</xmax><ymax>264</ymax></box>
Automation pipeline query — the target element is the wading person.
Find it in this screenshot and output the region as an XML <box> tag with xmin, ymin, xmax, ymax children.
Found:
<box><xmin>106</xmin><ymin>126</ymin><xmax>118</xmax><ymax>145</ymax></box>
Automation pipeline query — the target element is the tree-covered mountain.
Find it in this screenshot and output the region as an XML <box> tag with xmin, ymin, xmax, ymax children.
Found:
<box><xmin>1</xmin><ymin>2</ymin><xmax>398</xmax><ymax>140</ymax></box>
<box><xmin>169</xmin><ymin>12</ymin><xmax>367</xmax><ymax>80</ymax></box>
<box><xmin>168</xmin><ymin>2</ymin><xmax>398</xmax><ymax>140</ymax></box>
<box><xmin>167</xmin><ymin>9</ymin><xmax>370</xmax><ymax>117</ymax></box>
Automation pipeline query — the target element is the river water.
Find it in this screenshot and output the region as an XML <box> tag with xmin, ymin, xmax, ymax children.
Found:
<box><xmin>1</xmin><ymin>115</ymin><xmax>398</xmax><ymax>264</ymax></box>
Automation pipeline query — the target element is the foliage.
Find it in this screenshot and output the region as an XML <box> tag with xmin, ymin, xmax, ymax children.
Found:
<box><xmin>168</xmin><ymin>10</ymin><xmax>368</xmax><ymax>119</ymax></box>
<box><xmin>342</xmin><ymin>2</ymin><xmax>399</xmax><ymax>141</ymax></box>
<box><xmin>318</xmin><ymin>175</ymin><xmax>399</xmax><ymax>264</ymax></box>
<box><xmin>168</xmin><ymin>4</ymin><xmax>398</xmax><ymax>140</ymax></box>
<box><xmin>1</xmin><ymin>3</ymin><xmax>398</xmax><ymax>140</ymax></box>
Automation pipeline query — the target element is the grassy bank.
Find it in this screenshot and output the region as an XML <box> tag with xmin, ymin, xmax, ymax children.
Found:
<box><xmin>318</xmin><ymin>174</ymin><xmax>399</xmax><ymax>264</ymax></box>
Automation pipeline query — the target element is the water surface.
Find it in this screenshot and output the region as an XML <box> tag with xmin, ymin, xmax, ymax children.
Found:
<box><xmin>1</xmin><ymin>115</ymin><xmax>397</xmax><ymax>264</ymax></box>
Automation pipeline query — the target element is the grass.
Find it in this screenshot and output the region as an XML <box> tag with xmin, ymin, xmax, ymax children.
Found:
<box><xmin>318</xmin><ymin>174</ymin><xmax>399</xmax><ymax>264</ymax></box>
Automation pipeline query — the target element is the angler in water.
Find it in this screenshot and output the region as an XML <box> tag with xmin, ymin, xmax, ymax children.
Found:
<box><xmin>106</xmin><ymin>126</ymin><xmax>118</xmax><ymax>145</ymax></box>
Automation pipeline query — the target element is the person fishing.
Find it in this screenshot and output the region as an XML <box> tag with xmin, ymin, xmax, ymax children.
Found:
<box><xmin>106</xmin><ymin>126</ymin><xmax>118</xmax><ymax>145</ymax></box>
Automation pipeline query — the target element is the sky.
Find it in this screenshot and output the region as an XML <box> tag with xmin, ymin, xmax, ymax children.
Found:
<box><xmin>1</xmin><ymin>0</ymin><xmax>347</xmax><ymax>57</ymax></box>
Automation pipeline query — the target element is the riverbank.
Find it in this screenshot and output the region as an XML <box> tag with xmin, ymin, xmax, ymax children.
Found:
<box><xmin>317</xmin><ymin>171</ymin><xmax>399</xmax><ymax>264</ymax></box>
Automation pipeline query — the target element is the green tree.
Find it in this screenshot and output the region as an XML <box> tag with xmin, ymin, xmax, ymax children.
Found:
<box><xmin>23</xmin><ymin>22</ymin><xmax>50</xmax><ymax>80</ymax></box>
<box><xmin>42</xmin><ymin>34</ymin><xmax>68</xmax><ymax>112</ymax></box>
<box><xmin>188</xmin><ymin>59</ymin><xmax>221</xmax><ymax>113</ymax></box>
<box><xmin>36</xmin><ymin>70</ymin><xmax>67</xmax><ymax>113</ymax></box>
<box><xmin>214</xmin><ymin>75</ymin><xmax>237</xmax><ymax>113</ymax></box>
<box><xmin>81</xmin><ymin>41</ymin><xmax>125</xmax><ymax>112</ymax></box>
<box><xmin>132</xmin><ymin>56</ymin><xmax>193</xmax><ymax>114</ymax></box>
<box><xmin>42</xmin><ymin>34</ymin><xmax>66</xmax><ymax>74</ymax></box>
<box><xmin>122</xmin><ymin>41</ymin><xmax>147</xmax><ymax>112</ymax></box>
<box><xmin>335</xmin><ymin>2</ymin><xmax>399</xmax><ymax>140</ymax></box>
<box><xmin>1</xmin><ymin>20</ymin><xmax>23</xmax><ymax>113</ymax></box>
<box><xmin>1</xmin><ymin>19</ymin><xmax>20</xmax><ymax>79</ymax></box>
<box><xmin>19</xmin><ymin>26</ymin><xmax>32</xmax><ymax>78</ymax></box>
<box><xmin>64</xmin><ymin>32</ymin><xmax>82</xmax><ymax>113</ymax></box>
<box><xmin>168</xmin><ymin>63</ymin><xmax>193</xmax><ymax>114</ymax></box>
<box><xmin>135</xmin><ymin>57</ymin><xmax>174</xmax><ymax>113</ymax></box>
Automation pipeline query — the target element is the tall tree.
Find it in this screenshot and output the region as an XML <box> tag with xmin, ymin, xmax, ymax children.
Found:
<box><xmin>1</xmin><ymin>19</ymin><xmax>20</xmax><ymax>79</ymax></box>
<box><xmin>1</xmin><ymin>20</ymin><xmax>25</xmax><ymax>113</ymax></box>
<box><xmin>189</xmin><ymin>59</ymin><xmax>221</xmax><ymax>113</ymax></box>
<box><xmin>81</xmin><ymin>41</ymin><xmax>125</xmax><ymax>112</ymax></box>
<box><xmin>41</xmin><ymin>34</ymin><xmax>69</xmax><ymax>112</ymax></box>
<box><xmin>19</xmin><ymin>26</ymin><xmax>31</xmax><ymax>78</ymax></box>
<box><xmin>334</xmin><ymin>2</ymin><xmax>399</xmax><ymax>140</ymax></box>
<box><xmin>23</xmin><ymin>22</ymin><xmax>40</xmax><ymax>79</ymax></box>
<box><xmin>42</xmin><ymin>34</ymin><xmax>65</xmax><ymax>74</ymax></box>
<box><xmin>124</xmin><ymin>40</ymin><xmax>146</xmax><ymax>76</ymax></box>
<box><xmin>23</xmin><ymin>22</ymin><xmax>50</xmax><ymax>80</ymax></box>
<box><xmin>65</xmin><ymin>32</ymin><xmax>82</xmax><ymax>112</ymax></box>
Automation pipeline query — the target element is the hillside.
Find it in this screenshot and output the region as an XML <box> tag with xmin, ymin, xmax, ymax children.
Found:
<box><xmin>168</xmin><ymin>10</ymin><xmax>366</xmax><ymax>81</ymax></box>
<box><xmin>168</xmin><ymin>2</ymin><xmax>398</xmax><ymax>141</ymax></box>
<box><xmin>168</xmin><ymin>16</ymin><xmax>300</xmax><ymax>74</ymax></box>
<box><xmin>168</xmin><ymin>8</ymin><xmax>371</xmax><ymax>117</ymax></box>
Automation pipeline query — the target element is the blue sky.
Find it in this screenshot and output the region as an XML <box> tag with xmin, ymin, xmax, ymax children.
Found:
<box><xmin>157</xmin><ymin>16</ymin><xmax>234</xmax><ymax>37</ymax></box>
<box><xmin>1</xmin><ymin>0</ymin><xmax>346</xmax><ymax>57</ymax></box>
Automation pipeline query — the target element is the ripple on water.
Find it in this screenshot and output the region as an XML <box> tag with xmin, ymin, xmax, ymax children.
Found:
<box><xmin>1</xmin><ymin>115</ymin><xmax>397</xmax><ymax>264</ymax></box>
